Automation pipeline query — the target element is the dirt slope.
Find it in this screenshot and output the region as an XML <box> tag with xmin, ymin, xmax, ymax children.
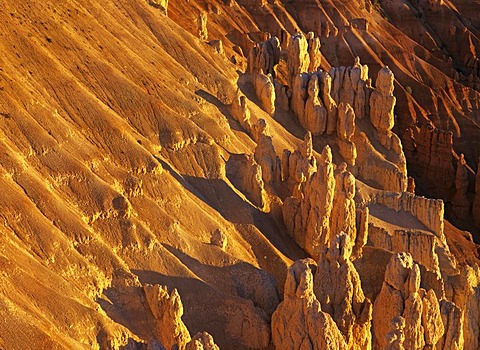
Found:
<box><xmin>0</xmin><ymin>0</ymin><xmax>479</xmax><ymax>349</ymax></box>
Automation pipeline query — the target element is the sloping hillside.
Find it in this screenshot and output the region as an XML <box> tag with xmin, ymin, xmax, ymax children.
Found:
<box><xmin>0</xmin><ymin>0</ymin><xmax>479</xmax><ymax>349</ymax></box>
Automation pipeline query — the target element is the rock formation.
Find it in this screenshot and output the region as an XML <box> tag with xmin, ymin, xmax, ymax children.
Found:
<box><xmin>210</xmin><ymin>228</ymin><xmax>227</xmax><ymax>249</ymax></box>
<box><xmin>271</xmin><ymin>259</ymin><xmax>347</xmax><ymax>350</ymax></box>
<box><xmin>452</xmin><ymin>154</ymin><xmax>471</xmax><ymax>219</ymax></box>
<box><xmin>283</xmin><ymin>143</ymin><xmax>334</xmax><ymax>258</ymax></box>
<box><xmin>2</xmin><ymin>1</ymin><xmax>480</xmax><ymax>349</ymax></box>
<box><xmin>143</xmin><ymin>284</ymin><xmax>192</xmax><ymax>349</ymax></box>
<box><xmin>247</xmin><ymin>36</ymin><xmax>281</xmax><ymax>77</ymax></box>
<box><xmin>185</xmin><ymin>332</ymin><xmax>219</xmax><ymax>350</ymax></box>
<box><xmin>226</xmin><ymin>154</ymin><xmax>266</xmax><ymax>208</ymax></box>
<box><xmin>330</xmin><ymin>163</ymin><xmax>356</xmax><ymax>243</ymax></box>
<box><xmin>337</xmin><ymin>102</ymin><xmax>357</xmax><ymax>166</ymax></box>
<box><xmin>287</xmin><ymin>33</ymin><xmax>310</xmax><ymax>86</ymax></box>
<box><xmin>372</xmin><ymin>253</ymin><xmax>446</xmax><ymax>350</ymax></box>
<box><xmin>303</xmin><ymin>74</ymin><xmax>327</xmax><ymax>135</ymax></box>
<box><xmin>275</xmin><ymin>80</ymin><xmax>291</xmax><ymax>111</ymax></box>
<box><xmin>198</xmin><ymin>12</ymin><xmax>208</xmax><ymax>41</ymax></box>
<box><xmin>143</xmin><ymin>285</ymin><xmax>220</xmax><ymax>350</ymax></box>
<box><xmin>354</xmin><ymin>207</ymin><xmax>369</xmax><ymax>258</ymax></box>
<box><xmin>402</xmin><ymin>124</ymin><xmax>455</xmax><ymax>200</ymax></box>
<box><xmin>252</xmin><ymin>71</ymin><xmax>275</xmax><ymax>115</ymax></box>
<box><xmin>321</xmin><ymin>71</ymin><xmax>339</xmax><ymax>135</ymax></box>
<box><xmin>148</xmin><ymin>0</ymin><xmax>168</xmax><ymax>15</ymax></box>
<box><xmin>437</xmin><ymin>300</ymin><xmax>464</xmax><ymax>350</ymax></box>
<box><xmin>385</xmin><ymin>316</ymin><xmax>406</xmax><ymax>350</ymax></box>
<box><xmin>307</xmin><ymin>32</ymin><xmax>321</xmax><ymax>72</ymax></box>
<box><xmin>254</xmin><ymin>120</ymin><xmax>281</xmax><ymax>184</ymax></box>
<box><xmin>231</xmin><ymin>90</ymin><xmax>252</xmax><ymax>132</ymax></box>
<box><xmin>282</xmin><ymin>131</ymin><xmax>317</xmax><ymax>194</ymax></box>
<box><xmin>314</xmin><ymin>233</ymin><xmax>372</xmax><ymax>349</ymax></box>
<box><xmin>328</xmin><ymin>58</ymin><xmax>369</xmax><ymax>119</ymax></box>
<box><xmin>291</xmin><ymin>73</ymin><xmax>309</xmax><ymax>125</ymax></box>
<box><xmin>369</xmin><ymin>66</ymin><xmax>396</xmax><ymax>149</ymax></box>
<box><xmin>474</xmin><ymin>159</ymin><xmax>480</xmax><ymax>226</ymax></box>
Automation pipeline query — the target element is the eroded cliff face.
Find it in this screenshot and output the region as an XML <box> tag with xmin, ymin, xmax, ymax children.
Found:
<box><xmin>0</xmin><ymin>0</ymin><xmax>479</xmax><ymax>349</ymax></box>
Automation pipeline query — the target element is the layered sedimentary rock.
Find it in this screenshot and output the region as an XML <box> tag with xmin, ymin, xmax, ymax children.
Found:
<box><xmin>371</xmin><ymin>191</ymin><xmax>445</xmax><ymax>239</ymax></box>
<box><xmin>329</xmin><ymin>57</ymin><xmax>369</xmax><ymax>120</ymax></box>
<box><xmin>364</xmin><ymin>189</ymin><xmax>459</xmax><ymax>282</ymax></box>
<box><xmin>314</xmin><ymin>233</ymin><xmax>372</xmax><ymax>349</ymax></box>
<box><xmin>281</xmin><ymin>51</ymin><xmax>407</xmax><ymax>193</ymax></box>
<box><xmin>271</xmin><ymin>259</ymin><xmax>347</xmax><ymax>350</ymax></box>
<box><xmin>3</xmin><ymin>0</ymin><xmax>480</xmax><ymax>349</ymax></box>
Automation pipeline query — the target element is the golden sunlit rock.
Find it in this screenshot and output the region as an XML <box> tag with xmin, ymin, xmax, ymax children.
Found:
<box><xmin>0</xmin><ymin>0</ymin><xmax>480</xmax><ymax>349</ymax></box>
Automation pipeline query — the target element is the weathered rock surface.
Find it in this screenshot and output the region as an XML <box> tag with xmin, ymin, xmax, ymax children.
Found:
<box><xmin>271</xmin><ymin>259</ymin><xmax>347</xmax><ymax>350</ymax></box>
<box><xmin>474</xmin><ymin>159</ymin><xmax>480</xmax><ymax>226</ymax></box>
<box><xmin>148</xmin><ymin>0</ymin><xmax>168</xmax><ymax>15</ymax></box>
<box><xmin>303</xmin><ymin>74</ymin><xmax>327</xmax><ymax>135</ymax></box>
<box><xmin>369</xmin><ymin>66</ymin><xmax>396</xmax><ymax>149</ymax></box>
<box><xmin>143</xmin><ymin>284</ymin><xmax>192</xmax><ymax>349</ymax></box>
<box><xmin>330</xmin><ymin>164</ymin><xmax>356</xmax><ymax>243</ymax></box>
<box><xmin>210</xmin><ymin>228</ymin><xmax>227</xmax><ymax>249</ymax></box>
<box><xmin>226</xmin><ymin>154</ymin><xmax>265</xmax><ymax>208</ymax></box>
<box><xmin>287</xmin><ymin>33</ymin><xmax>310</xmax><ymax>86</ymax></box>
<box><xmin>452</xmin><ymin>154</ymin><xmax>471</xmax><ymax>219</ymax></box>
<box><xmin>282</xmin><ymin>131</ymin><xmax>317</xmax><ymax>193</ymax></box>
<box><xmin>314</xmin><ymin>233</ymin><xmax>372</xmax><ymax>349</ymax></box>
<box><xmin>254</xmin><ymin>120</ymin><xmax>281</xmax><ymax>184</ymax></box>
<box><xmin>402</xmin><ymin>124</ymin><xmax>455</xmax><ymax>200</ymax></box>
<box><xmin>247</xmin><ymin>36</ymin><xmax>281</xmax><ymax>77</ymax></box>
<box><xmin>307</xmin><ymin>32</ymin><xmax>321</xmax><ymax>72</ymax></box>
<box><xmin>283</xmin><ymin>143</ymin><xmax>334</xmax><ymax>257</ymax></box>
<box><xmin>337</xmin><ymin>102</ymin><xmax>357</xmax><ymax>166</ymax></box>
<box><xmin>2</xmin><ymin>1</ymin><xmax>480</xmax><ymax>349</ymax></box>
<box><xmin>198</xmin><ymin>12</ymin><xmax>208</xmax><ymax>41</ymax></box>
<box><xmin>231</xmin><ymin>90</ymin><xmax>252</xmax><ymax>132</ymax></box>
<box><xmin>253</xmin><ymin>71</ymin><xmax>276</xmax><ymax>115</ymax></box>
<box><xmin>372</xmin><ymin>253</ymin><xmax>446</xmax><ymax>350</ymax></box>
<box><xmin>186</xmin><ymin>332</ymin><xmax>219</xmax><ymax>350</ymax></box>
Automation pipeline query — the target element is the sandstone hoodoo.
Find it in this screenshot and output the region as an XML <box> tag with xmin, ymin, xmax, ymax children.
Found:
<box><xmin>0</xmin><ymin>0</ymin><xmax>479</xmax><ymax>349</ymax></box>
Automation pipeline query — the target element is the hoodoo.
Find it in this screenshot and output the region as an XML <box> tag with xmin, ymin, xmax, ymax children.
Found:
<box><xmin>0</xmin><ymin>0</ymin><xmax>479</xmax><ymax>349</ymax></box>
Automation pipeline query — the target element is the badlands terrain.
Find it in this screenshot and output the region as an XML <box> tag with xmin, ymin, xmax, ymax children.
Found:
<box><xmin>0</xmin><ymin>0</ymin><xmax>480</xmax><ymax>348</ymax></box>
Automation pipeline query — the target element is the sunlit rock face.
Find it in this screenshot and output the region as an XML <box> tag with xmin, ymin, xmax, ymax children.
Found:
<box><xmin>0</xmin><ymin>0</ymin><xmax>479</xmax><ymax>349</ymax></box>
